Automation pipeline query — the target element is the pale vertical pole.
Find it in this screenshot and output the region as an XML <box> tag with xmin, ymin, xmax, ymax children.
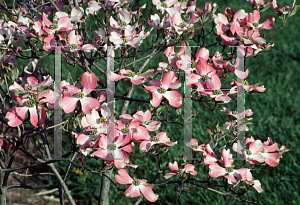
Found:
<box><xmin>54</xmin><ymin>46</ymin><xmax>62</xmax><ymax>158</ymax></box>
<box><xmin>236</xmin><ymin>47</ymin><xmax>247</xmax><ymax>160</ymax></box>
<box><xmin>106</xmin><ymin>45</ymin><xmax>115</xmax><ymax>156</ymax></box>
<box><xmin>184</xmin><ymin>44</ymin><xmax>193</xmax><ymax>160</ymax></box>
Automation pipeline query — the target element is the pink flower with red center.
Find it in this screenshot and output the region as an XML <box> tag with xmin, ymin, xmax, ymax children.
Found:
<box><xmin>60</xmin><ymin>72</ymin><xmax>100</xmax><ymax>114</ymax></box>
<box><xmin>164</xmin><ymin>161</ymin><xmax>197</xmax><ymax>179</ymax></box>
<box><xmin>115</xmin><ymin>169</ymin><xmax>159</xmax><ymax>202</ymax></box>
<box><xmin>91</xmin><ymin>134</ymin><xmax>134</xmax><ymax>169</ymax></box>
<box><xmin>208</xmin><ymin>149</ymin><xmax>248</xmax><ymax>185</ymax></box>
<box><xmin>143</xmin><ymin>71</ymin><xmax>183</xmax><ymax>108</ymax></box>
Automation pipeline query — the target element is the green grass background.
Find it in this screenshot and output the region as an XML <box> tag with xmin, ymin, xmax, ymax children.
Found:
<box><xmin>5</xmin><ymin>0</ymin><xmax>300</xmax><ymax>204</ymax></box>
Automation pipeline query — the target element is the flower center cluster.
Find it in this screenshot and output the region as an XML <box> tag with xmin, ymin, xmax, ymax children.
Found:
<box><xmin>76</xmin><ymin>92</ymin><xmax>85</xmax><ymax>99</ymax></box>
<box><xmin>108</xmin><ymin>143</ymin><xmax>117</xmax><ymax>151</ymax></box>
<box><xmin>248</xmin><ymin>180</ymin><xmax>255</xmax><ymax>186</ymax></box>
<box><xmin>192</xmin><ymin>144</ymin><xmax>199</xmax><ymax>149</ymax></box>
<box><xmin>191</xmin><ymin>60</ymin><xmax>197</xmax><ymax>68</ymax></box>
<box><xmin>99</xmin><ymin>117</ymin><xmax>106</xmax><ymax>123</ymax></box>
<box><xmin>226</xmin><ymin>166</ymin><xmax>234</xmax><ymax>173</ymax></box>
<box><xmin>244</xmin><ymin>80</ymin><xmax>249</xmax><ymax>86</ymax></box>
<box><xmin>151</xmin><ymin>136</ymin><xmax>160</xmax><ymax>142</ymax></box>
<box><xmin>128</xmin><ymin>72</ymin><xmax>135</xmax><ymax>78</ymax></box>
<box><xmin>179</xmin><ymin>22</ymin><xmax>186</xmax><ymax>28</ymax></box>
<box><xmin>70</xmin><ymin>44</ymin><xmax>78</xmax><ymax>50</ymax></box>
<box><xmin>26</xmin><ymin>100</ymin><xmax>35</xmax><ymax>108</ymax></box>
<box><xmin>27</xmin><ymin>85</ymin><xmax>34</xmax><ymax>90</ymax></box>
<box><xmin>236</xmin><ymin>36</ymin><xmax>243</xmax><ymax>41</ymax></box>
<box><xmin>161</xmin><ymin>2</ymin><xmax>168</xmax><ymax>8</ymax></box>
<box><xmin>201</xmin><ymin>75</ymin><xmax>209</xmax><ymax>82</ymax></box>
<box><xmin>246</xmin><ymin>149</ymin><xmax>252</xmax><ymax>155</ymax></box>
<box><xmin>123</xmin><ymin>38</ymin><xmax>128</xmax><ymax>43</ymax></box>
<box><xmin>61</xmin><ymin>39</ymin><xmax>67</xmax><ymax>44</ymax></box>
<box><xmin>167</xmin><ymin>66</ymin><xmax>173</xmax><ymax>71</ymax></box>
<box><xmin>120</xmin><ymin>21</ymin><xmax>127</xmax><ymax>27</ymax></box>
<box><xmin>246</xmin><ymin>35</ymin><xmax>253</xmax><ymax>40</ymax></box>
<box><xmin>51</xmin><ymin>23</ymin><xmax>58</xmax><ymax>30</ymax></box>
<box><xmin>177</xmin><ymin>169</ymin><xmax>183</xmax><ymax>175</ymax></box>
<box><xmin>157</xmin><ymin>88</ymin><xmax>166</xmax><ymax>94</ymax></box>
<box><xmin>253</xmin><ymin>22</ymin><xmax>259</xmax><ymax>28</ymax></box>
<box><xmin>213</xmin><ymin>90</ymin><xmax>222</xmax><ymax>95</ymax></box>
<box><xmin>122</xmin><ymin>127</ymin><xmax>129</xmax><ymax>135</ymax></box>
<box><xmin>133</xmin><ymin>179</ymin><xmax>141</xmax><ymax>186</ymax></box>
<box><xmin>172</xmin><ymin>52</ymin><xmax>179</xmax><ymax>57</ymax></box>
<box><xmin>232</xmin><ymin>111</ymin><xmax>237</xmax><ymax>115</ymax></box>
<box><xmin>90</xmin><ymin>129</ymin><xmax>98</xmax><ymax>136</ymax></box>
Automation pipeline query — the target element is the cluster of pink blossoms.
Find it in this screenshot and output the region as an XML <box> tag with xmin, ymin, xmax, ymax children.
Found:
<box><xmin>185</xmin><ymin>136</ymin><xmax>289</xmax><ymax>192</ymax></box>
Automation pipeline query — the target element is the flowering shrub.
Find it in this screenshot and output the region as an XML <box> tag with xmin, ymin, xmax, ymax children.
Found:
<box><xmin>0</xmin><ymin>0</ymin><xmax>297</xmax><ymax>204</ymax></box>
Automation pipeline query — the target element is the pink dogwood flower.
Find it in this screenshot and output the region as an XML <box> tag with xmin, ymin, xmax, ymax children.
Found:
<box><xmin>132</xmin><ymin>110</ymin><xmax>161</xmax><ymax>131</ymax></box>
<box><xmin>143</xmin><ymin>71</ymin><xmax>183</xmax><ymax>108</ymax></box>
<box><xmin>164</xmin><ymin>161</ymin><xmax>197</xmax><ymax>179</ymax></box>
<box><xmin>133</xmin><ymin>129</ymin><xmax>177</xmax><ymax>152</ymax></box>
<box><xmin>208</xmin><ymin>149</ymin><xmax>248</xmax><ymax>185</ymax></box>
<box><xmin>60</xmin><ymin>72</ymin><xmax>100</xmax><ymax>114</ymax></box>
<box><xmin>233</xmin><ymin>137</ymin><xmax>265</xmax><ymax>164</ymax></box>
<box><xmin>247</xmin><ymin>10</ymin><xmax>275</xmax><ymax>31</ymax></box>
<box><xmin>115</xmin><ymin>169</ymin><xmax>159</xmax><ymax>202</ymax></box>
<box><xmin>240</xmin><ymin>169</ymin><xmax>263</xmax><ymax>193</ymax></box>
<box><xmin>91</xmin><ymin>134</ymin><xmax>134</xmax><ymax>169</ymax></box>
<box><xmin>67</xmin><ymin>30</ymin><xmax>96</xmax><ymax>55</ymax></box>
<box><xmin>5</xmin><ymin>97</ymin><xmax>46</xmax><ymax>128</ymax></box>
